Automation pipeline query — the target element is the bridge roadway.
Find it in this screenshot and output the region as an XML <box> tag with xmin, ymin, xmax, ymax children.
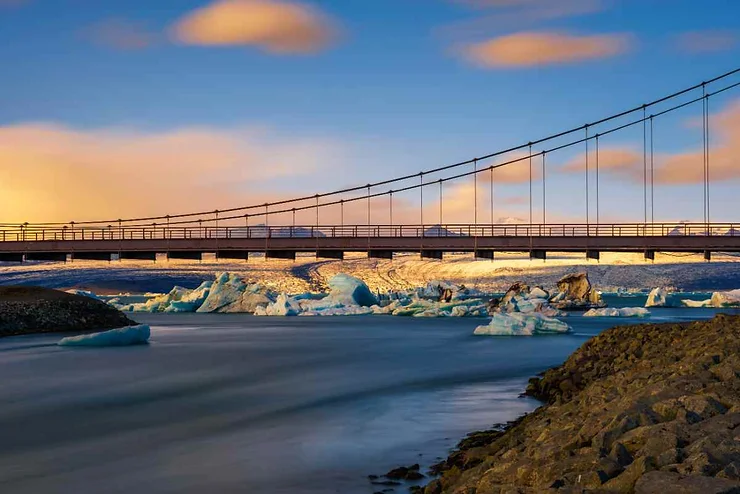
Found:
<box><xmin>0</xmin><ymin>223</ymin><xmax>738</xmax><ymax>262</ymax></box>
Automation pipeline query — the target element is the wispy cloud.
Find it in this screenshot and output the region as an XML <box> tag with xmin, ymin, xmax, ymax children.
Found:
<box><xmin>0</xmin><ymin>123</ymin><xmax>343</xmax><ymax>223</ymax></box>
<box><xmin>84</xmin><ymin>18</ymin><xmax>156</xmax><ymax>50</ymax></box>
<box><xmin>460</xmin><ymin>31</ymin><xmax>632</xmax><ymax>68</ymax></box>
<box><xmin>170</xmin><ymin>0</ymin><xmax>340</xmax><ymax>55</ymax></box>
<box><xmin>442</xmin><ymin>0</ymin><xmax>608</xmax><ymax>39</ymax></box>
<box><xmin>673</xmin><ymin>30</ymin><xmax>738</xmax><ymax>54</ymax></box>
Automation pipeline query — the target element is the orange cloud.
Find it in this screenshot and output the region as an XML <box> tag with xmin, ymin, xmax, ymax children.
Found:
<box><xmin>461</xmin><ymin>31</ymin><xmax>632</xmax><ymax>68</ymax></box>
<box><xmin>170</xmin><ymin>0</ymin><xmax>339</xmax><ymax>54</ymax></box>
<box><xmin>85</xmin><ymin>18</ymin><xmax>155</xmax><ymax>50</ymax></box>
<box><xmin>0</xmin><ymin>124</ymin><xmax>341</xmax><ymax>223</ymax></box>
<box><xmin>561</xmin><ymin>147</ymin><xmax>642</xmax><ymax>177</ymax></box>
<box><xmin>674</xmin><ymin>30</ymin><xmax>737</xmax><ymax>54</ymax></box>
<box><xmin>559</xmin><ymin>98</ymin><xmax>740</xmax><ymax>185</ymax></box>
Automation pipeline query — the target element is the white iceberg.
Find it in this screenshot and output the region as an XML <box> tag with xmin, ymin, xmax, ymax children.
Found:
<box><xmin>645</xmin><ymin>288</ymin><xmax>668</xmax><ymax>307</ymax></box>
<box><xmin>322</xmin><ymin>274</ymin><xmax>379</xmax><ymax>307</ymax></box>
<box><xmin>474</xmin><ymin>312</ymin><xmax>571</xmax><ymax>336</ymax></box>
<box><xmin>681</xmin><ymin>299</ymin><xmax>713</xmax><ymax>308</ymax></box>
<box><xmin>58</xmin><ymin>325</ymin><xmax>151</xmax><ymax>347</ymax></box>
<box><xmin>583</xmin><ymin>307</ymin><xmax>650</xmax><ymax>317</ymax></box>
<box><xmin>123</xmin><ymin>283</ymin><xmax>212</xmax><ymax>313</ymax></box>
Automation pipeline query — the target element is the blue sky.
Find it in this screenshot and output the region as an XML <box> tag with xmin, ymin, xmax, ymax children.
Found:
<box><xmin>1</xmin><ymin>0</ymin><xmax>739</xmax><ymax>224</ymax></box>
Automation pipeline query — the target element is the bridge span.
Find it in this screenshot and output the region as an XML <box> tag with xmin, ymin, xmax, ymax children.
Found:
<box><xmin>1</xmin><ymin>223</ymin><xmax>738</xmax><ymax>263</ymax></box>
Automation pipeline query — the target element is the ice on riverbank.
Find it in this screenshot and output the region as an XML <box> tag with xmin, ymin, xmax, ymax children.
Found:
<box><xmin>58</xmin><ymin>324</ymin><xmax>150</xmax><ymax>347</ymax></box>
<box><xmin>474</xmin><ymin>312</ymin><xmax>571</xmax><ymax>336</ymax></box>
<box><xmin>584</xmin><ymin>307</ymin><xmax>650</xmax><ymax>317</ymax></box>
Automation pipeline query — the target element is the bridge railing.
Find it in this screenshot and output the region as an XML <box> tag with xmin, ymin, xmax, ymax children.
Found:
<box><xmin>0</xmin><ymin>223</ymin><xmax>737</xmax><ymax>242</ymax></box>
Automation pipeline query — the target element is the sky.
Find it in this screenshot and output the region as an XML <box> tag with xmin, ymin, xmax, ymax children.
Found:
<box><xmin>1</xmin><ymin>0</ymin><xmax>739</xmax><ymax>225</ymax></box>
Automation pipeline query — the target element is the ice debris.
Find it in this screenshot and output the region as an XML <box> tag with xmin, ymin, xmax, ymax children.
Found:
<box><xmin>474</xmin><ymin>312</ymin><xmax>571</xmax><ymax>336</ymax></box>
<box><xmin>58</xmin><ymin>324</ymin><xmax>150</xmax><ymax>347</ymax></box>
<box><xmin>584</xmin><ymin>307</ymin><xmax>650</xmax><ymax>318</ymax></box>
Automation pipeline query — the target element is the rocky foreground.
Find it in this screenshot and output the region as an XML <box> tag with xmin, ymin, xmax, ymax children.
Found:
<box><xmin>424</xmin><ymin>314</ymin><xmax>740</xmax><ymax>493</ymax></box>
<box><xmin>0</xmin><ymin>286</ymin><xmax>136</xmax><ymax>337</ymax></box>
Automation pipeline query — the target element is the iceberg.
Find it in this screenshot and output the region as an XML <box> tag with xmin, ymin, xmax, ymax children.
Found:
<box><xmin>710</xmin><ymin>289</ymin><xmax>740</xmax><ymax>307</ymax></box>
<box><xmin>323</xmin><ymin>274</ymin><xmax>379</xmax><ymax>307</ymax></box>
<box><xmin>583</xmin><ymin>307</ymin><xmax>650</xmax><ymax>317</ymax></box>
<box><xmin>645</xmin><ymin>287</ymin><xmax>668</xmax><ymax>307</ymax></box>
<box><xmin>680</xmin><ymin>289</ymin><xmax>740</xmax><ymax>308</ymax></box>
<box><xmin>58</xmin><ymin>325</ymin><xmax>150</xmax><ymax>347</ymax></box>
<box><xmin>474</xmin><ymin>312</ymin><xmax>571</xmax><ymax>336</ymax></box>
<box><xmin>254</xmin><ymin>293</ymin><xmax>301</xmax><ymax>316</ymax></box>
<box><xmin>550</xmin><ymin>273</ymin><xmax>605</xmax><ymax>310</ymax></box>
<box><xmin>491</xmin><ymin>282</ymin><xmax>563</xmax><ymax>317</ymax></box>
<box><xmin>122</xmin><ymin>282</ymin><xmax>212</xmax><ymax>313</ymax></box>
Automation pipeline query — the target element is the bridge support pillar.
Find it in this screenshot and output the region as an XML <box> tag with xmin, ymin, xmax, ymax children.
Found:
<box><xmin>0</xmin><ymin>253</ymin><xmax>24</xmax><ymax>263</ymax></box>
<box><xmin>168</xmin><ymin>251</ymin><xmax>202</xmax><ymax>261</ymax></box>
<box><xmin>474</xmin><ymin>250</ymin><xmax>495</xmax><ymax>260</ymax></box>
<box><xmin>586</xmin><ymin>250</ymin><xmax>600</xmax><ymax>261</ymax></box>
<box><xmin>26</xmin><ymin>252</ymin><xmax>67</xmax><ymax>262</ymax></box>
<box><xmin>704</xmin><ymin>250</ymin><xmax>712</xmax><ymax>262</ymax></box>
<box><xmin>217</xmin><ymin>250</ymin><xmax>249</xmax><ymax>261</ymax></box>
<box><xmin>530</xmin><ymin>250</ymin><xmax>547</xmax><ymax>261</ymax></box>
<box><xmin>120</xmin><ymin>251</ymin><xmax>157</xmax><ymax>262</ymax></box>
<box><xmin>317</xmin><ymin>250</ymin><xmax>344</xmax><ymax>260</ymax></box>
<box><xmin>266</xmin><ymin>250</ymin><xmax>296</xmax><ymax>261</ymax></box>
<box><xmin>421</xmin><ymin>250</ymin><xmax>443</xmax><ymax>260</ymax></box>
<box><xmin>369</xmin><ymin>250</ymin><xmax>393</xmax><ymax>260</ymax></box>
<box><xmin>71</xmin><ymin>252</ymin><xmax>113</xmax><ymax>262</ymax></box>
<box><xmin>644</xmin><ymin>250</ymin><xmax>655</xmax><ymax>261</ymax></box>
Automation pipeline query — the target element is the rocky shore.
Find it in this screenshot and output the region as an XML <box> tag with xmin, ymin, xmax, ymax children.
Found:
<box><xmin>0</xmin><ymin>286</ymin><xmax>136</xmax><ymax>337</ymax></box>
<box><xmin>423</xmin><ymin>314</ymin><xmax>740</xmax><ymax>493</ymax></box>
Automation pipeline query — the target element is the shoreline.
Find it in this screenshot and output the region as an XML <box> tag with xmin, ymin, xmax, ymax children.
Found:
<box><xmin>412</xmin><ymin>314</ymin><xmax>740</xmax><ymax>493</ymax></box>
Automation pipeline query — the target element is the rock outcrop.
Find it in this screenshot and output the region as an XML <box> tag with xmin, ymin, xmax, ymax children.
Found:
<box><xmin>0</xmin><ymin>286</ymin><xmax>136</xmax><ymax>337</ymax></box>
<box><xmin>424</xmin><ymin>314</ymin><xmax>740</xmax><ymax>493</ymax></box>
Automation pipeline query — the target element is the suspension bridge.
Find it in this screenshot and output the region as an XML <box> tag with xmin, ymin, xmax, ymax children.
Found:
<box><xmin>2</xmin><ymin>68</ymin><xmax>740</xmax><ymax>263</ymax></box>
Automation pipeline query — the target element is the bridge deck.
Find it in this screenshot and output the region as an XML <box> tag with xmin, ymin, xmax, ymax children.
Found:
<box><xmin>0</xmin><ymin>223</ymin><xmax>738</xmax><ymax>258</ymax></box>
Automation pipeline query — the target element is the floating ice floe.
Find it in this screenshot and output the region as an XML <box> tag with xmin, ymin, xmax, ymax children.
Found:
<box><xmin>583</xmin><ymin>307</ymin><xmax>650</xmax><ymax>317</ymax></box>
<box><xmin>474</xmin><ymin>312</ymin><xmax>571</xmax><ymax>336</ymax></box>
<box><xmin>58</xmin><ymin>325</ymin><xmax>151</xmax><ymax>347</ymax></box>
<box><xmin>681</xmin><ymin>289</ymin><xmax>740</xmax><ymax>308</ymax></box>
<box><xmin>645</xmin><ymin>287</ymin><xmax>669</xmax><ymax>307</ymax></box>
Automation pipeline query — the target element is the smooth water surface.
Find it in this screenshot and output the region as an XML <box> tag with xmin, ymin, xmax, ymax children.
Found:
<box><xmin>1</xmin><ymin>308</ymin><xmax>737</xmax><ymax>493</ymax></box>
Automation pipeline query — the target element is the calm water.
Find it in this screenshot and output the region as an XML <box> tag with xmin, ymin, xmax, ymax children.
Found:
<box><xmin>1</xmin><ymin>305</ymin><xmax>737</xmax><ymax>494</ymax></box>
